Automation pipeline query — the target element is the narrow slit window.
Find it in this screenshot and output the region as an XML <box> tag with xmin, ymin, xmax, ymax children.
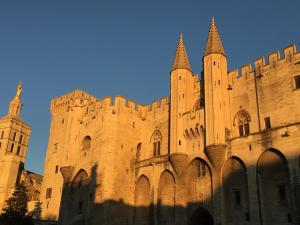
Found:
<box><xmin>17</xmin><ymin>146</ymin><xmax>21</xmax><ymax>155</ymax></box>
<box><xmin>10</xmin><ymin>143</ymin><xmax>14</xmax><ymax>152</ymax></box>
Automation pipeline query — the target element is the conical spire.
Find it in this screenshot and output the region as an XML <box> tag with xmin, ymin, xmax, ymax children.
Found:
<box><xmin>204</xmin><ymin>17</ymin><xmax>226</xmax><ymax>56</ymax></box>
<box><xmin>171</xmin><ymin>33</ymin><xmax>192</xmax><ymax>71</ymax></box>
<box><xmin>7</xmin><ymin>82</ymin><xmax>23</xmax><ymax>117</ymax></box>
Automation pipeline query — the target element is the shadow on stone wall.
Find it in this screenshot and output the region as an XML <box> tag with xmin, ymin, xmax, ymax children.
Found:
<box><xmin>56</xmin><ymin>149</ymin><xmax>300</xmax><ymax>225</ymax></box>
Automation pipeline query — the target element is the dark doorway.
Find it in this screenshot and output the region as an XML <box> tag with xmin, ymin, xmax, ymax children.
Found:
<box><xmin>188</xmin><ymin>208</ymin><xmax>214</xmax><ymax>225</ymax></box>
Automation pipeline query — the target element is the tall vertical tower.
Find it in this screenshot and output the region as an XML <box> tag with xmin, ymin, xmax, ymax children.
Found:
<box><xmin>0</xmin><ymin>83</ymin><xmax>31</xmax><ymax>213</ymax></box>
<box><xmin>169</xmin><ymin>34</ymin><xmax>194</xmax><ymax>174</ymax></box>
<box><xmin>203</xmin><ymin>18</ymin><xmax>230</xmax><ymax>169</ymax></box>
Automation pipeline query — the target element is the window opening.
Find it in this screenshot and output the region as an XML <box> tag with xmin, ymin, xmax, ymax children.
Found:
<box><xmin>151</xmin><ymin>129</ymin><xmax>162</xmax><ymax>157</ymax></box>
<box><xmin>46</xmin><ymin>188</ymin><xmax>52</xmax><ymax>199</ymax></box>
<box><xmin>17</xmin><ymin>146</ymin><xmax>21</xmax><ymax>155</ymax></box>
<box><xmin>10</xmin><ymin>143</ymin><xmax>14</xmax><ymax>152</ymax></box>
<box><xmin>294</xmin><ymin>75</ymin><xmax>300</xmax><ymax>89</ymax></box>
<box><xmin>234</xmin><ymin>190</ymin><xmax>241</xmax><ymax>205</ymax></box>
<box><xmin>278</xmin><ymin>185</ymin><xmax>286</xmax><ymax>201</ymax></box>
<box><xmin>265</xmin><ymin>117</ymin><xmax>271</xmax><ymax>129</ymax></box>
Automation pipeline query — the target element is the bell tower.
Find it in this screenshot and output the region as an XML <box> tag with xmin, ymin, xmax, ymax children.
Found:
<box><xmin>203</xmin><ymin>17</ymin><xmax>230</xmax><ymax>169</ymax></box>
<box><xmin>0</xmin><ymin>83</ymin><xmax>31</xmax><ymax>213</ymax></box>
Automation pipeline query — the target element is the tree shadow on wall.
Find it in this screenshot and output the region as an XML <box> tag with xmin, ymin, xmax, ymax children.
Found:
<box><xmin>56</xmin><ymin>149</ymin><xmax>300</xmax><ymax>225</ymax></box>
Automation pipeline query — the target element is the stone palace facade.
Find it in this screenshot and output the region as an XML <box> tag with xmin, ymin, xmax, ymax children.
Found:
<box><xmin>40</xmin><ymin>18</ymin><xmax>300</xmax><ymax>225</ymax></box>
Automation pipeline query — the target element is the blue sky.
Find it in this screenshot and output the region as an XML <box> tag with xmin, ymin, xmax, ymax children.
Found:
<box><xmin>0</xmin><ymin>0</ymin><xmax>299</xmax><ymax>174</ymax></box>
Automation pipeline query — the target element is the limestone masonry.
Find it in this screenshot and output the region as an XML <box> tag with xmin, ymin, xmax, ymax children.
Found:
<box><xmin>1</xmin><ymin>17</ymin><xmax>300</xmax><ymax>225</ymax></box>
<box><xmin>0</xmin><ymin>83</ymin><xmax>42</xmax><ymax>215</ymax></box>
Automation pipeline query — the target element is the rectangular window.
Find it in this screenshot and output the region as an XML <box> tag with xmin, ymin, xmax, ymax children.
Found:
<box><xmin>46</xmin><ymin>188</ymin><xmax>52</xmax><ymax>199</ymax></box>
<box><xmin>234</xmin><ymin>190</ymin><xmax>241</xmax><ymax>205</ymax></box>
<box><xmin>278</xmin><ymin>185</ymin><xmax>286</xmax><ymax>201</ymax></box>
<box><xmin>17</xmin><ymin>146</ymin><xmax>21</xmax><ymax>155</ymax></box>
<box><xmin>295</xmin><ymin>75</ymin><xmax>300</xmax><ymax>89</ymax></box>
<box><xmin>10</xmin><ymin>143</ymin><xmax>14</xmax><ymax>153</ymax></box>
<box><xmin>196</xmin><ymin>161</ymin><xmax>206</xmax><ymax>177</ymax></box>
<box><xmin>239</xmin><ymin>125</ymin><xmax>244</xmax><ymax>136</ymax></box>
<box><xmin>157</xmin><ymin>141</ymin><xmax>161</xmax><ymax>155</ymax></box>
<box><xmin>244</xmin><ymin>123</ymin><xmax>250</xmax><ymax>135</ymax></box>
<box><xmin>0</xmin><ymin>142</ymin><xmax>1</xmax><ymax>149</ymax></box>
<box><xmin>1</xmin><ymin>131</ymin><xmax>4</xmax><ymax>139</ymax></box>
<box><xmin>78</xmin><ymin>201</ymin><xmax>83</xmax><ymax>214</ymax></box>
<box><xmin>264</xmin><ymin>117</ymin><xmax>271</xmax><ymax>129</ymax></box>
<box><xmin>13</xmin><ymin>132</ymin><xmax>16</xmax><ymax>141</ymax></box>
<box><xmin>196</xmin><ymin>161</ymin><xmax>201</xmax><ymax>177</ymax></box>
<box><xmin>55</xmin><ymin>165</ymin><xmax>59</xmax><ymax>174</ymax></box>
<box><xmin>19</xmin><ymin>135</ymin><xmax>23</xmax><ymax>144</ymax></box>
<box><xmin>201</xmin><ymin>162</ymin><xmax>206</xmax><ymax>177</ymax></box>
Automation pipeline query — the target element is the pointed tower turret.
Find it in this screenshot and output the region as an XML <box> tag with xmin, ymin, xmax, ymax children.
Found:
<box><xmin>204</xmin><ymin>17</ymin><xmax>226</xmax><ymax>56</ymax></box>
<box><xmin>7</xmin><ymin>82</ymin><xmax>23</xmax><ymax>117</ymax></box>
<box><xmin>203</xmin><ymin>17</ymin><xmax>230</xmax><ymax>169</ymax></box>
<box><xmin>169</xmin><ymin>33</ymin><xmax>194</xmax><ymax>175</ymax></box>
<box><xmin>171</xmin><ymin>33</ymin><xmax>192</xmax><ymax>71</ymax></box>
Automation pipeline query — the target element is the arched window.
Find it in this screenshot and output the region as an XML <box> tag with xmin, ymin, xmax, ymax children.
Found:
<box><xmin>151</xmin><ymin>129</ymin><xmax>162</xmax><ymax>157</ymax></box>
<box><xmin>234</xmin><ymin>110</ymin><xmax>251</xmax><ymax>136</ymax></box>
<box><xmin>82</xmin><ymin>136</ymin><xmax>91</xmax><ymax>151</ymax></box>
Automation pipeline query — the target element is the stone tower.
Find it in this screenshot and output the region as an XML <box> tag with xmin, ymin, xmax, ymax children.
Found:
<box><xmin>203</xmin><ymin>17</ymin><xmax>230</xmax><ymax>169</ymax></box>
<box><xmin>169</xmin><ymin>33</ymin><xmax>195</xmax><ymax>174</ymax></box>
<box><xmin>0</xmin><ymin>83</ymin><xmax>31</xmax><ymax>213</ymax></box>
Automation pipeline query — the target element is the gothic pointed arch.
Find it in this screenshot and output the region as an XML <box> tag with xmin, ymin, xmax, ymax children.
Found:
<box><xmin>157</xmin><ymin>170</ymin><xmax>175</xmax><ymax>225</ymax></box>
<box><xmin>257</xmin><ymin>148</ymin><xmax>292</xmax><ymax>225</ymax></box>
<box><xmin>184</xmin><ymin>158</ymin><xmax>213</xmax><ymax>217</ymax></box>
<box><xmin>222</xmin><ymin>157</ymin><xmax>250</xmax><ymax>223</ymax></box>
<box><xmin>150</xmin><ymin>128</ymin><xmax>162</xmax><ymax>157</ymax></box>
<box><xmin>134</xmin><ymin>175</ymin><xmax>151</xmax><ymax>225</ymax></box>
<box><xmin>69</xmin><ymin>169</ymin><xmax>89</xmax><ymax>220</ymax></box>
<box><xmin>233</xmin><ymin>109</ymin><xmax>251</xmax><ymax>136</ymax></box>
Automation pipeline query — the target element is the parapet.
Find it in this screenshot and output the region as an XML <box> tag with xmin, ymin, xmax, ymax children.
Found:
<box><xmin>228</xmin><ymin>43</ymin><xmax>299</xmax><ymax>80</ymax></box>
<box><xmin>50</xmin><ymin>89</ymin><xmax>97</xmax><ymax>113</ymax></box>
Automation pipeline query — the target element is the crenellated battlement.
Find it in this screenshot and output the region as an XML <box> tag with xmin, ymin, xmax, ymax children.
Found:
<box><xmin>50</xmin><ymin>89</ymin><xmax>97</xmax><ymax>113</ymax></box>
<box><xmin>228</xmin><ymin>43</ymin><xmax>300</xmax><ymax>80</ymax></box>
<box><xmin>51</xmin><ymin>89</ymin><xmax>169</xmax><ymax>120</ymax></box>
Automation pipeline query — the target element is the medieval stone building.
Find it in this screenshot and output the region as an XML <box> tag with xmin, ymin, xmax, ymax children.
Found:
<box><xmin>40</xmin><ymin>18</ymin><xmax>300</xmax><ymax>225</ymax></box>
<box><xmin>0</xmin><ymin>83</ymin><xmax>43</xmax><ymax>215</ymax></box>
